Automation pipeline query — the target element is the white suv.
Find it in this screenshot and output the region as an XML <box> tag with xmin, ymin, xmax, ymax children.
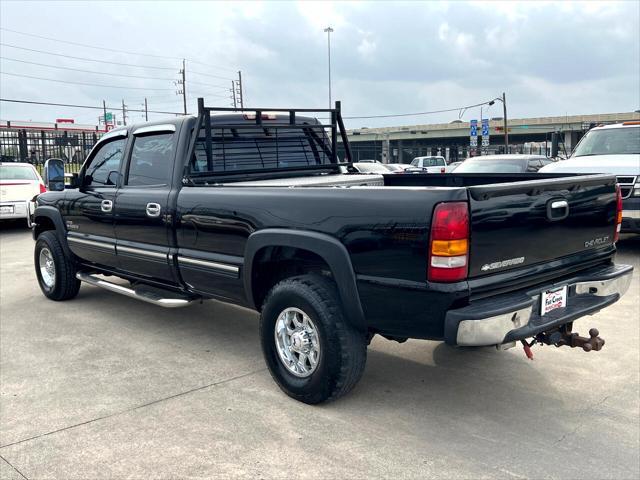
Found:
<box><xmin>540</xmin><ymin>122</ymin><xmax>640</xmax><ymax>234</ymax></box>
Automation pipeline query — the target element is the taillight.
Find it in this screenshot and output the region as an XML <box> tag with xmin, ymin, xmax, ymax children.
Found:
<box><xmin>614</xmin><ymin>184</ymin><xmax>623</xmax><ymax>243</ymax></box>
<box><xmin>440</xmin><ymin>167</ymin><xmax>446</xmax><ymax>173</ymax></box>
<box><xmin>39</xmin><ymin>183</ymin><xmax>47</xmax><ymax>194</ymax></box>
<box><xmin>428</xmin><ymin>202</ymin><xmax>469</xmax><ymax>282</ymax></box>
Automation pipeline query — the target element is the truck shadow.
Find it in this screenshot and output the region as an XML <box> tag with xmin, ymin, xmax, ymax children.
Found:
<box><xmin>78</xmin><ymin>284</ymin><xmax>564</xmax><ymax>420</ymax></box>
<box><xmin>0</xmin><ymin>220</ymin><xmax>30</xmax><ymax>234</ymax></box>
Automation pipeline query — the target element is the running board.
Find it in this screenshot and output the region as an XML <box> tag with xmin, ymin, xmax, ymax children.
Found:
<box><xmin>76</xmin><ymin>272</ymin><xmax>196</xmax><ymax>308</ymax></box>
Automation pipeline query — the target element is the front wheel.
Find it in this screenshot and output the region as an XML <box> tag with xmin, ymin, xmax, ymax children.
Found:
<box><xmin>260</xmin><ymin>274</ymin><xmax>367</xmax><ymax>404</ymax></box>
<box><xmin>34</xmin><ymin>231</ymin><xmax>81</xmax><ymax>301</ymax></box>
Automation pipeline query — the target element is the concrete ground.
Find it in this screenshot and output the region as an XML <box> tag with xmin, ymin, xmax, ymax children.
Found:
<box><xmin>0</xmin><ymin>223</ymin><xmax>638</xmax><ymax>480</ymax></box>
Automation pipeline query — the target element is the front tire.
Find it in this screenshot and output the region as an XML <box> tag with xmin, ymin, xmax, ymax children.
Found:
<box><xmin>34</xmin><ymin>231</ymin><xmax>81</xmax><ymax>301</ymax></box>
<box><xmin>260</xmin><ymin>274</ymin><xmax>367</xmax><ymax>404</ymax></box>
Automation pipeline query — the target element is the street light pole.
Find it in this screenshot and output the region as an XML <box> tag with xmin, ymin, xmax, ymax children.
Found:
<box><xmin>502</xmin><ymin>92</ymin><xmax>508</xmax><ymax>153</ymax></box>
<box><xmin>324</xmin><ymin>26</ymin><xmax>334</xmax><ymax>110</ymax></box>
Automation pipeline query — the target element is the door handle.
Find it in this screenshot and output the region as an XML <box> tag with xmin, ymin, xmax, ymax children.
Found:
<box><xmin>101</xmin><ymin>200</ymin><xmax>113</xmax><ymax>213</ymax></box>
<box><xmin>146</xmin><ymin>202</ymin><xmax>162</xmax><ymax>218</ymax></box>
<box><xmin>547</xmin><ymin>199</ymin><xmax>569</xmax><ymax>221</ymax></box>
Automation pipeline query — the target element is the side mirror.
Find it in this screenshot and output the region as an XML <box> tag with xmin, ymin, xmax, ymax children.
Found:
<box><xmin>43</xmin><ymin>158</ymin><xmax>65</xmax><ymax>192</ymax></box>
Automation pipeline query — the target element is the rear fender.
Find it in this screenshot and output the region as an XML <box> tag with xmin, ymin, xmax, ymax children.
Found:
<box><xmin>244</xmin><ymin>229</ymin><xmax>366</xmax><ymax>330</ymax></box>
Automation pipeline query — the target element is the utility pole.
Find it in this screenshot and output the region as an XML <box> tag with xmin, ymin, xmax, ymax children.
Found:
<box><xmin>502</xmin><ymin>92</ymin><xmax>508</xmax><ymax>153</ymax></box>
<box><xmin>144</xmin><ymin>98</ymin><xmax>148</xmax><ymax>121</ymax></box>
<box><xmin>121</xmin><ymin>99</ymin><xmax>127</xmax><ymax>126</ymax></box>
<box><xmin>231</xmin><ymin>81</ymin><xmax>237</xmax><ymax>109</ymax></box>
<box><xmin>102</xmin><ymin>100</ymin><xmax>108</xmax><ymax>131</ymax></box>
<box><xmin>237</xmin><ymin>70</ymin><xmax>244</xmax><ymax>108</ymax></box>
<box><xmin>324</xmin><ymin>27</ymin><xmax>334</xmax><ymax>110</ymax></box>
<box><xmin>181</xmin><ymin>59</ymin><xmax>187</xmax><ymax>115</ymax></box>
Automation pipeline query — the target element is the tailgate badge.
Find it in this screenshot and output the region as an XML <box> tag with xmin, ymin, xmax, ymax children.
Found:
<box><xmin>584</xmin><ymin>236</ymin><xmax>610</xmax><ymax>248</ymax></box>
<box><xmin>481</xmin><ymin>257</ymin><xmax>525</xmax><ymax>272</ymax></box>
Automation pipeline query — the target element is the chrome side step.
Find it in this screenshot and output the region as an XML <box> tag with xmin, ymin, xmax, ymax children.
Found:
<box><xmin>76</xmin><ymin>272</ymin><xmax>196</xmax><ymax>308</ymax></box>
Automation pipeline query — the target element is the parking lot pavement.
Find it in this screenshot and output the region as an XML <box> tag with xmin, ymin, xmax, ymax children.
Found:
<box><xmin>0</xmin><ymin>224</ymin><xmax>638</xmax><ymax>480</ymax></box>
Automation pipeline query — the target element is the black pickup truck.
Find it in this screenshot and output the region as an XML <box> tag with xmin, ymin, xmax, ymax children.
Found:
<box><xmin>32</xmin><ymin>99</ymin><xmax>633</xmax><ymax>404</ymax></box>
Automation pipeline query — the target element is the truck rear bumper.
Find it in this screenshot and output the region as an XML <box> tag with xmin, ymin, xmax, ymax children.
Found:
<box><xmin>444</xmin><ymin>263</ymin><xmax>633</xmax><ymax>347</ymax></box>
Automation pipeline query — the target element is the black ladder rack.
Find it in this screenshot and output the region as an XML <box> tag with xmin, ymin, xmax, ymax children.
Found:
<box><xmin>187</xmin><ymin>97</ymin><xmax>353</xmax><ymax>178</ymax></box>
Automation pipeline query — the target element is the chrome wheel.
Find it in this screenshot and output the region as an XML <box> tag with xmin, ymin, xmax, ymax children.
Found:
<box><xmin>39</xmin><ymin>247</ymin><xmax>56</xmax><ymax>288</ymax></box>
<box><xmin>274</xmin><ymin>307</ymin><xmax>321</xmax><ymax>378</ymax></box>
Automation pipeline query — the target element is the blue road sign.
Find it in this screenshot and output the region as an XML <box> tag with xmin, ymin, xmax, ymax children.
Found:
<box><xmin>470</xmin><ymin>119</ymin><xmax>478</xmax><ymax>137</ymax></box>
<box><xmin>481</xmin><ymin>118</ymin><xmax>489</xmax><ymax>137</ymax></box>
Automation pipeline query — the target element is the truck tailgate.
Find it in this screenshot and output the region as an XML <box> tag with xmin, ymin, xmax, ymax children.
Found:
<box><xmin>467</xmin><ymin>174</ymin><xmax>618</xmax><ymax>278</ymax></box>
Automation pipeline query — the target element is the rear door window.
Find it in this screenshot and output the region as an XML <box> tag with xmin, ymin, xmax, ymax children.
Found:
<box><xmin>191</xmin><ymin>125</ymin><xmax>329</xmax><ymax>174</ymax></box>
<box><xmin>127</xmin><ymin>133</ymin><xmax>175</xmax><ymax>186</ymax></box>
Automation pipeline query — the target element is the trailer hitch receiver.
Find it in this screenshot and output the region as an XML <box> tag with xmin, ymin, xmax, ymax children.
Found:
<box><xmin>535</xmin><ymin>325</ymin><xmax>605</xmax><ymax>352</ymax></box>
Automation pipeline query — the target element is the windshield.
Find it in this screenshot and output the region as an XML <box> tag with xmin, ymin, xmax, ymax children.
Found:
<box><xmin>572</xmin><ymin>127</ymin><xmax>640</xmax><ymax>157</ymax></box>
<box><xmin>454</xmin><ymin>158</ymin><xmax>525</xmax><ymax>173</ymax></box>
<box><xmin>0</xmin><ymin>165</ymin><xmax>38</xmax><ymax>180</ymax></box>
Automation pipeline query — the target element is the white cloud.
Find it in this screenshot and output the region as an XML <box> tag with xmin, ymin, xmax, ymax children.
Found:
<box><xmin>356</xmin><ymin>37</ymin><xmax>377</xmax><ymax>61</ymax></box>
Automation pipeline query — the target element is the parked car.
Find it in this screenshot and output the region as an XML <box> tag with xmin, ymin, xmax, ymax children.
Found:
<box><xmin>540</xmin><ymin>122</ymin><xmax>640</xmax><ymax>234</ymax></box>
<box><xmin>447</xmin><ymin>161</ymin><xmax>463</xmax><ymax>171</ymax></box>
<box><xmin>410</xmin><ymin>155</ymin><xmax>448</xmax><ymax>173</ymax></box>
<box><xmin>1</xmin><ymin>162</ymin><xmax>46</xmax><ymax>226</ymax></box>
<box><xmin>454</xmin><ymin>154</ymin><xmax>553</xmax><ymax>173</ymax></box>
<box><xmin>352</xmin><ymin>162</ymin><xmax>390</xmax><ymax>174</ymax></box>
<box><xmin>31</xmin><ymin>99</ymin><xmax>632</xmax><ymax>404</ymax></box>
<box><xmin>384</xmin><ymin>163</ymin><xmax>411</xmax><ymax>173</ymax></box>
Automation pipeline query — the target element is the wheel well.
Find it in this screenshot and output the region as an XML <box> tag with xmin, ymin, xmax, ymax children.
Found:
<box><xmin>251</xmin><ymin>246</ymin><xmax>333</xmax><ymax>310</ymax></box>
<box><xmin>34</xmin><ymin>216</ymin><xmax>56</xmax><ymax>239</ymax></box>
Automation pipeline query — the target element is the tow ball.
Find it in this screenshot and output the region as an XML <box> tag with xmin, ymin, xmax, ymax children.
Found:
<box><xmin>520</xmin><ymin>324</ymin><xmax>605</xmax><ymax>359</ymax></box>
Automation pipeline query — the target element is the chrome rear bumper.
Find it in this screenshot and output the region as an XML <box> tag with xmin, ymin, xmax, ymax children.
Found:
<box><xmin>445</xmin><ymin>263</ymin><xmax>633</xmax><ymax>347</ymax></box>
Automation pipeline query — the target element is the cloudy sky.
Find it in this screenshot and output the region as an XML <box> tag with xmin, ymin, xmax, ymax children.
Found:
<box><xmin>0</xmin><ymin>1</ymin><xmax>638</xmax><ymax>128</ymax></box>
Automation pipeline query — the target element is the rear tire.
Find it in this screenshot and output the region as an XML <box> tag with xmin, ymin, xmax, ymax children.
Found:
<box><xmin>260</xmin><ymin>274</ymin><xmax>367</xmax><ymax>404</ymax></box>
<box><xmin>34</xmin><ymin>231</ymin><xmax>81</xmax><ymax>301</ymax></box>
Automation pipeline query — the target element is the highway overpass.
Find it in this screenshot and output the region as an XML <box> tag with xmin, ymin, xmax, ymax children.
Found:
<box><xmin>338</xmin><ymin>111</ymin><xmax>640</xmax><ymax>163</ymax></box>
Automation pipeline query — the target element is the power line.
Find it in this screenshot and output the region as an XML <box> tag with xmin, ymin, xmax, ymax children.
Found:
<box><xmin>1</xmin><ymin>72</ymin><xmax>174</xmax><ymax>91</ymax></box>
<box><xmin>1</xmin><ymin>27</ymin><xmax>240</xmax><ymax>73</ymax></box>
<box><xmin>1</xmin><ymin>27</ymin><xmax>184</xmax><ymax>61</ymax></box>
<box><xmin>0</xmin><ymin>98</ymin><xmax>184</xmax><ymax>115</ymax></box>
<box><xmin>0</xmin><ymin>43</ymin><xmax>177</xmax><ymax>70</ymax></box>
<box><xmin>343</xmin><ymin>100</ymin><xmax>499</xmax><ymax>120</ymax></box>
<box><xmin>184</xmin><ymin>58</ymin><xmax>239</xmax><ymax>73</ymax></box>
<box><xmin>188</xmin><ymin>69</ymin><xmax>235</xmax><ymax>81</ymax></box>
<box><xmin>186</xmin><ymin>79</ymin><xmax>230</xmax><ymax>89</ymax></box>
<box><xmin>187</xmin><ymin>90</ymin><xmax>232</xmax><ymax>99</ymax></box>
<box><xmin>0</xmin><ymin>56</ymin><xmax>175</xmax><ymax>81</ymax></box>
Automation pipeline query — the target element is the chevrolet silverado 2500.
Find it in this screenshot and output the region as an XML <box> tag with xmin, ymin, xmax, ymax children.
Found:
<box><xmin>31</xmin><ymin>99</ymin><xmax>633</xmax><ymax>404</ymax></box>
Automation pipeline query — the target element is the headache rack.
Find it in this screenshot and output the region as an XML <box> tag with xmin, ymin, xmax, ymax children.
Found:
<box><xmin>186</xmin><ymin>98</ymin><xmax>353</xmax><ymax>181</ymax></box>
